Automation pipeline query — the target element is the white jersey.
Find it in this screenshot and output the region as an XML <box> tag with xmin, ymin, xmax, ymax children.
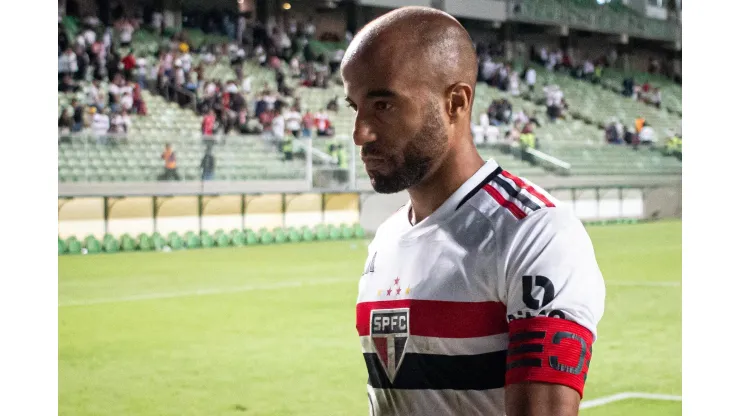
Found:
<box><xmin>356</xmin><ymin>159</ymin><xmax>605</xmax><ymax>416</ymax></box>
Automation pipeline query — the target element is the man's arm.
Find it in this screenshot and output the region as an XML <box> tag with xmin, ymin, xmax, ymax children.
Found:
<box><xmin>506</xmin><ymin>383</ymin><xmax>581</xmax><ymax>416</ymax></box>
<box><xmin>499</xmin><ymin>207</ymin><xmax>605</xmax><ymax>416</ymax></box>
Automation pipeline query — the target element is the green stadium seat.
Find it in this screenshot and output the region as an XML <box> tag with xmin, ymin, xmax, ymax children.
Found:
<box><xmin>259</xmin><ymin>230</ymin><xmax>275</xmax><ymax>244</ymax></box>
<box><xmin>230</xmin><ymin>229</ymin><xmax>246</xmax><ymax>246</ymax></box>
<box><xmin>120</xmin><ymin>234</ymin><xmax>136</xmax><ymax>252</ymax></box>
<box><xmin>273</xmin><ymin>228</ymin><xmax>287</xmax><ymax>244</ymax></box>
<box><xmin>67</xmin><ymin>238</ymin><xmax>82</xmax><ymax>255</ymax></box>
<box><xmin>353</xmin><ymin>223</ymin><xmax>365</xmax><ymax>239</ymax></box>
<box><xmin>340</xmin><ymin>224</ymin><xmax>354</xmax><ymax>239</ymax></box>
<box><xmin>215</xmin><ymin>232</ymin><xmax>230</xmax><ymax>247</ymax></box>
<box><xmin>201</xmin><ymin>232</ymin><xmax>215</xmax><ymax>248</ymax></box>
<box><xmin>301</xmin><ymin>226</ymin><xmax>315</xmax><ymax>242</ymax></box>
<box><xmin>328</xmin><ymin>225</ymin><xmax>341</xmax><ymax>241</ymax></box>
<box><xmin>287</xmin><ymin>227</ymin><xmax>301</xmax><ymax>243</ymax></box>
<box><xmin>168</xmin><ymin>232</ymin><xmax>184</xmax><ymax>250</ymax></box>
<box><xmin>185</xmin><ymin>232</ymin><xmax>201</xmax><ymax>249</ymax></box>
<box><xmin>103</xmin><ymin>237</ymin><xmax>119</xmax><ymax>253</ymax></box>
<box><xmin>138</xmin><ymin>233</ymin><xmax>154</xmax><ymax>251</ymax></box>
<box><xmin>84</xmin><ymin>235</ymin><xmax>101</xmax><ymax>254</ymax></box>
<box><xmin>245</xmin><ymin>229</ymin><xmax>259</xmax><ymax>245</ymax></box>
<box><xmin>314</xmin><ymin>225</ymin><xmax>329</xmax><ymax>241</ymax></box>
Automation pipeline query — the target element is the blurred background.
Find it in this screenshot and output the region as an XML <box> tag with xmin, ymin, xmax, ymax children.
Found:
<box><xmin>57</xmin><ymin>1</ymin><xmax>682</xmax><ymax>415</ymax></box>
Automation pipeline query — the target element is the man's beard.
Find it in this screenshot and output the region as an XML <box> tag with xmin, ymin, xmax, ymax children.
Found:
<box><xmin>368</xmin><ymin>104</ymin><xmax>447</xmax><ymax>194</ymax></box>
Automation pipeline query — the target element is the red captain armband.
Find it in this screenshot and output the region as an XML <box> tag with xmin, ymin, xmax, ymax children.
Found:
<box><xmin>505</xmin><ymin>317</ymin><xmax>594</xmax><ymax>398</ymax></box>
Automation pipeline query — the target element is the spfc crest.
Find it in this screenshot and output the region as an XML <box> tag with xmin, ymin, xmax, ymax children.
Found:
<box><xmin>369</xmin><ymin>308</ymin><xmax>409</xmax><ymax>383</ymax></box>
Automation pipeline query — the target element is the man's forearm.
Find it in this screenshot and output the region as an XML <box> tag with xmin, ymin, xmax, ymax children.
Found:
<box><xmin>505</xmin><ymin>383</ymin><xmax>581</xmax><ymax>416</ymax></box>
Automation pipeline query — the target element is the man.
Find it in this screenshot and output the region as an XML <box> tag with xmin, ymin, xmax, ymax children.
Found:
<box><xmin>342</xmin><ymin>7</ymin><xmax>605</xmax><ymax>416</ymax></box>
<box><xmin>200</xmin><ymin>145</ymin><xmax>216</xmax><ymax>181</ymax></box>
<box><xmin>159</xmin><ymin>143</ymin><xmax>180</xmax><ymax>181</ymax></box>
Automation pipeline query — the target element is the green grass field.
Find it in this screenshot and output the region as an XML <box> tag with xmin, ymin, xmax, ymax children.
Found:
<box><xmin>59</xmin><ymin>220</ymin><xmax>682</xmax><ymax>416</ymax></box>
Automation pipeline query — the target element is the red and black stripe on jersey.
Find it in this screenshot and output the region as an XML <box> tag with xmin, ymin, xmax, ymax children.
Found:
<box><xmin>455</xmin><ymin>166</ymin><xmax>555</xmax><ymax>220</ymax></box>
<box><xmin>357</xmin><ymin>299</ymin><xmax>509</xmax><ymax>390</ymax></box>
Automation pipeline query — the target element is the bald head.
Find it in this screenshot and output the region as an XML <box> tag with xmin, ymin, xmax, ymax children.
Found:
<box><xmin>343</xmin><ymin>7</ymin><xmax>478</xmax><ymax>99</ymax></box>
<box><xmin>341</xmin><ymin>7</ymin><xmax>481</xmax><ymax>194</ymax></box>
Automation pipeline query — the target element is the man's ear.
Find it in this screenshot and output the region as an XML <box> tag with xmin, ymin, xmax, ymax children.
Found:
<box><xmin>446</xmin><ymin>82</ymin><xmax>473</xmax><ymax>122</ymax></box>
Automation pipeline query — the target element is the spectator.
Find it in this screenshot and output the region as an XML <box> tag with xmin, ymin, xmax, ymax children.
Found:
<box><xmin>70</xmin><ymin>99</ymin><xmax>84</xmax><ymax>132</ymax></box>
<box><xmin>91</xmin><ymin>108</ymin><xmax>110</xmax><ymax>144</ymax></box>
<box><xmin>508</xmin><ymin>70</ymin><xmax>520</xmax><ymax>96</ymax></box>
<box><xmin>121</xmin><ymin>109</ymin><xmax>132</xmax><ymax>133</ymax></box>
<box><xmin>285</xmin><ymin>106</ymin><xmax>302</xmax><ymax>138</ymax></box>
<box><xmin>159</xmin><ymin>143</ymin><xmax>180</xmax><ymax>181</ymax></box>
<box><xmin>58</xmin><ymin>108</ymin><xmax>73</xmax><ymax>134</ymax></box>
<box><xmin>120</xmin><ymin>91</ymin><xmax>133</xmax><ymax>112</ymax></box>
<box><xmin>121</xmin><ymin>51</ymin><xmax>136</xmax><ymax>81</ymax></box>
<box><xmin>271</xmin><ymin>106</ymin><xmax>286</xmax><ymax>142</ymax></box>
<box><xmin>202</xmin><ymin>108</ymin><xmax>217</xmax><ymax>137</ymax></box>
<box><xmin>119</xmin><ymin>19</ymin><xmax>134</xmax><ymax>47</ymax></box>
<box><xmin>635</xmin><ymin>116</ymin><xmax>646</xmax><ymax>135</ymax></box>
<box><xmin>525</xmin><ymin>66</ymin><xmax>537</xmax><ymax>93</ymax></box>
<box><xmin>58</xmin><ymin>75</ymin><xmax>79</xmax><ymax>93</ymax></box>
<box><xmin>651</xmin><ymin>87</ymin><xmax>662</xmax><ymax>109</ymax></box>
<box><xmin>637</xmin><ymin>122</ymin><xmax>656</xmax><ymax>147</ymax></box>
<box><xmin>200</xmin><ymin>146</ymin><xmax>216</xmax><ymax>181</ymax></box>
<box><xmin>622</xmin><ymin>77</ymin><xmax>634</xmax><ymax>97</ymax></box>
<box><xmin>583</xmin><ymin>59</ymin><xmax>595</xmax><ymax>81</ymax></box>
<box><xmin>301</xmin><ymin>109</ymin><xmax>314</xmax><ymax>137</ymax></box>
<box><xmin>315</xmin><ymin>110</ymin><xmax>333</xmax><ymax>136</ymax></box>
<box><xmin>109</xmin><ymin>110</ymin><xmax>127</xmax><ymax>138</ymax></box>
<box><xmin>327</xmin><ymin>96</ymin><xmax>339</xmax><ymax>112</ymax></box>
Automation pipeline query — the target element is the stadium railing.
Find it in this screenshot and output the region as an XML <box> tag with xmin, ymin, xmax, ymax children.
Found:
<box><xmin>57</xmin><ymin>132</ymin><xmax>357</xmax><ymax>189</ymax></box>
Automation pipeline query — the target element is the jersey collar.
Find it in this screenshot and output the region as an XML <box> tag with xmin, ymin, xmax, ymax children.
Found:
<box><xmin>399</xmin><ymin>159</ymin><xmax>501</xmax><ymax>240</ymax></box>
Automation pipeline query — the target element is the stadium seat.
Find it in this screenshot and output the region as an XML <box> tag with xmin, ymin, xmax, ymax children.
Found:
<box><xmin>215</xmin><ymin>232</ymin><xmax>230</xmax><ymax>247</ymax></box>
<box><xmin>353</xmin><ymin>223</ymin><xmax>366</xmax><ymax>239</ymax></box>
<box><xmin>66</xmin><ymin>238</ymin><xmax>82</xmax><ymax>255</ymax></box>
<box><xmin>301</xmin><ymin>226</ymin><xmax>315</xmax><ymax>242</ymax></box>
<box><xmin>340</xmin><ymin>224</ymin><xmax>354</xmax><ymax>239</ymax></box>
<box><xmin>201</xmin><ymin>232</ymin><xmax>215</xmax><ymax>248</ymax></box>
<box><xmin>137</xmin><ymin>233</ymin><xmax>153</xmax><ymax>251</ymax></box>
<box><xmin>84</xmin><ymin>235</ymin><xmax>101</xmax><ymax>254</ymax></box>
<box><xmin>230</xmin><ymin>229</ymin><xmax>246</xmax><ymax>246</ymax></box>
<box><xmin>120</xmin><ymin>234</ymin><xmax>136</xmax><ymax>252</ymax></box>
<box><xmin>103</xmin><ymin>237</ymin><xmax>119</xmax><ymax>253</ymax></box>
<box><xmin>287</xmin><ymin>228</ymin><xmax>302</xmax><ymax>243</ymax></box>
<box><xmin>185</xmin><ymin>231</ymin><xmax>201</xmax><ymax>249</ymax></box>
<box><xmin>273</xmin><ymin>228</ymin><xmax>287</xmax><ymax>244</ymax></box>
<box><xmin>328</xmin><ymin>225</ymin><xmax>341</xmax><ymax>241</ymax></box>
<box><xmin>259</xmin><ymin>230</ymin><xmax>275</xmax><ymax>244</ymax></box>
<box><xmin>315</xmin><ymin>225</ymin><xmax>329</xmax><ymax>241</ymax></box>
<box><xmin>245</xmin><ymin>229</ymin><xmax>259</xmax><ymax>245</ymax></box>
<box><xmin>168</xmin><ymin>232</ymin><xmax>184</xmax><ymax>250</ymax></box>
<box><xmin>152</xmin><ymin>234</ymin><xmax>166</xmax><ymax>250</ymax></box>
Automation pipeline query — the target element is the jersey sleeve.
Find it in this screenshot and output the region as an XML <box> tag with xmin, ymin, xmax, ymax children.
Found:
<box><xmin>500</xmin><ymin>207</ymin><xmax>605</xmax><ymax>397</ymax></box>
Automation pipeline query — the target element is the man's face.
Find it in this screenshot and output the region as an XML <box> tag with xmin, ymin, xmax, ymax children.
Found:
<box><xmin>342</xmin><ymin>53</ymin><xmax>448</xmax><ymax>194</ymax></box>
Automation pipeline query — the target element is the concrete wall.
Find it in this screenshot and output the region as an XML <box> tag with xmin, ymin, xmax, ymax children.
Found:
<box><xmin>58</xmin><ymin>192</ymin><xmax>360</xmax><ymax>239</ymax></box>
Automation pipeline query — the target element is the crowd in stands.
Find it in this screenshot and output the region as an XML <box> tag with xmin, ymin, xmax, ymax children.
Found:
<box><xmin>58</xmin><ymin>17</ymin><xmax>148</xmax><ymax>141</ymax></box>
<box><xmin>140</xmin><ymin>14</ymin><xmax>346</xmax><ymax>145</ymax></box>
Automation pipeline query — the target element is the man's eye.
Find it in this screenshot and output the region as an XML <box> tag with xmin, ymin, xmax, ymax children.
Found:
<box><xmin>374</xmin><ymin>101</ymin><xmax>391</xmax><ymax>111</ymax></box>
<box><xmin>346</xmin><ymin>102</ymin><xmax>357</xmax><ymax>112</ymax></box>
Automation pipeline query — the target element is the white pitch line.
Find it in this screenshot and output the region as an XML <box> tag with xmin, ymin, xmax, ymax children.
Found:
<box><xmin>580</xmin><ymin>391</ymin><xmax>682</xmax><ymax>409</ymax></box>
<box><xmin>59</xmin><ymin>277</ymin><xmax>356</xmax><ymax>307</ymax></box>
<box><xmin>60</xmin><ymin>278</ymin><xmax>681</xmax><ymax>307</ymax></box>
<box><xmin>606</xmin><ymin>281</ymin><xmax>681</xmax><ymax>287</ymax></box>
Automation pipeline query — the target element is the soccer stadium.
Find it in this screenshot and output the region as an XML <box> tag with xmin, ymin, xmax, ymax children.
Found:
<box><xmin>58</xmin><ymin>0</ymin><xmax>682</xmax><ymax>415</ymax></box>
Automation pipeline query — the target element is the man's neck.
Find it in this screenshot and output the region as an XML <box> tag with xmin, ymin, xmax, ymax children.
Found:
<box><xmin>407</xmin><ymin>144</ymin><xmax>485</xmax><ymax>225</ymax></box>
